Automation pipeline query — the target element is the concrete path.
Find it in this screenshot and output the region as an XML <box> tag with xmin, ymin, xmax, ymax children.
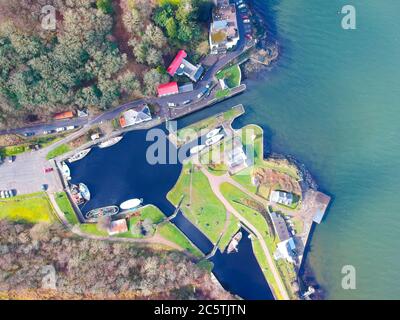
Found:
<box><xmin>200</xmin><ymin>167</ymin><xmax>290</xmax><ymax>300</ymax></box>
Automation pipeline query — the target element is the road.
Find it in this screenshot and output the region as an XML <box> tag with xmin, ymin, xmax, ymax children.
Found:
<box><xmin>0</xmin><ymin>4</ymin><xmax>252</xmax><ymax>137</ymax></box>
<box><xmin>200</xmin><ymin>167</ymin><xmax>290</xmax><ymax>300</ymax></box>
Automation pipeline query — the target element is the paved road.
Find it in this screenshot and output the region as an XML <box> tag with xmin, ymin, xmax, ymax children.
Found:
<box><xmin>200</xmin><ymin>167</ymin><xmax>290</xmax><ymax>300</ymax></box>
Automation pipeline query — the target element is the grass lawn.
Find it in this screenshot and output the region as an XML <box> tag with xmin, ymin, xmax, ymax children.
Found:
<box><xmin>46</xmin><ymin>144</ymin><xmax>71</xmax><ymax>160</ymax></box>
<box><xmin>215</xmin><ymin>88</ymin><xmax>231</xmax><ymax>99</ymax></box>
<box><xmin>0</xmin><ymin>136</ymin><xmax>62</xmax><ymax>157</ymax></box>
<box><xmin>0</xmin><ymin>192</ymin><xmax>57</xmax><ymax>223</ymax></box>
<box><xmin>55</xmin><ymin>192</ymin><xmax>79</xmax><ymax>225</ymax></box>
<box><xmin>167</xmin><ymin>163</ymin><xmax>228</xmax><ymax>244</ymax></box>
<box><xmin>79</xmin><ymin>223</ymin><xmax>108</xmax><ymax>236</ymax></box>
<box><xmin>218</xmin><ymin>214</ymin><xmax>240</xmax><ymax>252</ymax></box>
<box><xmin>216</xmin><ymin>65</ymin><xmax>241</xmax><ymax>88</ymax></box>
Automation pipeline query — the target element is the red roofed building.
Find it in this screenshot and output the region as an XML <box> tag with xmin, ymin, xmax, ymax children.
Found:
<box><xmin>157</xmin><ymin>82</ymin><xmax>179</xmax><ymax>97</ymax></box>
<box><xmin>167</xmin><ymin>50</ymin><xmax>187</xmax><ymax>76</ymax></box>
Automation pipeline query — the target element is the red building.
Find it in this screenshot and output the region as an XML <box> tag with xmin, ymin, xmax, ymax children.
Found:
<box><xmin>53</xmin><ymin>111</ymin><xmax>74</xmax><ymax>120</ymax></box>
<box><xmin>157</xmin><ymin>82</ymin><xmax>179</xmax><ymax>97</ymax></box>
<box><xmin>167</xmin><ymin>50</ymin><xmax>187</xmax><ymax>76</ymax></box>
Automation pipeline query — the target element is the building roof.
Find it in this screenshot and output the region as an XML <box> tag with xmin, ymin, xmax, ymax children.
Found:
<box><xmin>167</xmin><ymin>50</ymin><xmax>188</xmax><ymax>76</ymax></box>
<box><xmin>179</xmin><ymin>83</ymin><xmax>194</xmax><ymax>93</ymax></box>
<box><xmin>119</xmin><ymin>105</ymin><xmax>152</xmax><ymax>128</ymax></box>
<box><xmin>53</xmin><ymin>111</ymin><xmax>74</xmax><ymax>120</ymax></box>
<box><xmin>270</xmin><ymin>190</ymin><xmax>293</xmax><ymax>206</ymax></box>
<box><xmin>270</xmin><ymin>212</ymin><xmax>291</xmax><ymax>242</ymax></box>
<box><xmin>108</xmin><ymin>219</ymin><xmax>128</xmax><ymax>236</ymax></box>
<box><xmin>157</xmin><ymin>82</ymin><xmax>179</xmax><ymax>97</ymax></box>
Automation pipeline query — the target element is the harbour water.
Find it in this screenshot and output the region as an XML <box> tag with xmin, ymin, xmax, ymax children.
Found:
<box><xmin>69</xmin><ymin>128</ymin><xmax>273</xmax><ymax>300</ymax></box>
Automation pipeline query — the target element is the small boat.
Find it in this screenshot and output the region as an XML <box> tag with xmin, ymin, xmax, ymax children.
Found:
<box><xmin>227</xmin><ymin>231</ymin><xmax>242</xmax><ymax>254</ymax></box>
<box><xmin>98</xmin><ymin>136</ymin><xmax>123</xmax><ymax>149</ymax></box>
<box><xmin>79</xmin><ymin>183</ymin><xmax>91</xmax><ymax>201</ymax></box>
<box><xmin>70</xmin><ymin>184</ymin><xmax>84</xmax><ymax>205</ymax></box>
<box><xmin>205</xmin><ymin>134</ymin><xmax>224</xmax><ymax>146</ymax></box>
<box><xmin>190</xmin><ymin>145</ymin><xmax>206</xmax><ymax>155</ymax></box>
<box><xmin>86</xmin><ymin>206</ymin><xmax>120</xmax><ymax>220</ymax></box>
<box><xmin>60</xmin><ymin>162</ymin><xmax>71</xmax><ymax>179</ymax></box>
<box><xmin>120</xmin><ymin>198</ymin><xmax>143</xmax><ymax>210</ymax></box>
<box><xmin>206</xmin><ymin>128</ymin><xmax>221</xmax><ymax>139</ymax></box>
<box><xmin>68</xmin><ymin>148</ymin><xmax>91</xmax><ymax>163</ymax></box>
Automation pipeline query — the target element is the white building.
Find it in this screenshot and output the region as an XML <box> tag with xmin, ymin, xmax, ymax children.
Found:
<box><xmin>119</xmin><ymin>105</ymin><xmax>152</xmax><ymax>128</ymax></box>
<box><xmin>270</xmin><ymin>212</ymin><xmax>297</xmax><ymax>263</ymax></box>
<box><xmin>209</xmin><ymin>1</ymin><xmax>240</xmax><ymax>54</ymax></box>
<box><xmin>269</xmin><ymin>190</ymin><xmax>294</xmax><ymax>206</ymax></box>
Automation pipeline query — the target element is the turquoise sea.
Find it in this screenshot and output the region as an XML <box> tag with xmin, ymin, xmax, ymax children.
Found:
<box><xmin>238</xmin><ymin>0</ymin><xmax>400</xmax><ymax>299</ymax></box>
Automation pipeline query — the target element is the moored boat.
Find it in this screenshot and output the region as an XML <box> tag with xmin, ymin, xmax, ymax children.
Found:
<box><xmin>79</xmin><ymin>183</ymin><xmax>91</xmax><ymax>201</ymax></box>
<box><xmin>98</xmin><ymin>136</ymin><xmax>123</xmax><ymax>149</ymax></box>
<box><xmin>205</xmin><ymin>134</ymin><xmax>224</xmax><ymax>146</ymax></box>
<box><xmin>206</xmin><ymin>128</ymin><xmax>221</xmax><ymax>139</ymax></box>
<box><xmin>68</xmin><ymin>148</ymin><xmax>91</xmax><ymax>163</ymax></box>
<box><xmin>227</xmin><ymin>231</ymin><xmax>242</xmax><ymax>254</ymax></box>
<box><xmin>60</xmin><ymin>162</ymin><xmax>71</xmax><ymax>180</ymax></box>
<box><xmin>190</xmin><ymin>145</ymin><xmax>206</xmax><ymax>155</ymax></box>
<box><xmin>120</xmin><ymin>198</ymin><xmax>143</xmax><ymax>210</ymax></box>
<box><xmin>85</xmin><ymin>206</ymin><xmax>120</xmax><ymax>220</ymax></box>
<box><xmin>70</xmin><ymin>184</ymin><xmax>84</xmax><ymax>205</ymax></box>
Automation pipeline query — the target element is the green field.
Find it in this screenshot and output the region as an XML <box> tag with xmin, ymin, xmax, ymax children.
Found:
<box><xmin>0</xmin><ymin>192</ymin><xmax>57</xmax><ymax>223</ymax></box>
<box><xmin>216</xmin><ymin>65</ymin><xmax>241</xmax><ymax>88</ymax></box>
<box><xmin>0</xmin><ymin>136</ymin><xmax>62</xmax><ymax>157</ymax></box>
<box><xmin>55</xmin><ymin>192</ymin><xmax>79</xmax><ymax>225</ymax></box>
<box><xmin>46</xmin><ymin>144</ymin><xmax>71</xmax><ymax>160</ymax></box>
<box><xmin>167</xmin><ymin>163</ymin><xmax>228</xmax><ymax>244</ymax></box>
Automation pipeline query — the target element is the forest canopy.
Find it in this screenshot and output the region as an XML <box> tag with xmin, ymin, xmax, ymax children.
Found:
<box><xmin>0</xmin><ymin>0</ymin><xmax>212</xmax><ymax>128</ymax></box>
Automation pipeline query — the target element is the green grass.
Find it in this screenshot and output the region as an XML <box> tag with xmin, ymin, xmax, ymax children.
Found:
<box><xmin>167</xmin><ymin>163</ymin><xmax>228</xmax><ymax>244</ymax></box>
<box><xmin>0</xmin><ymin>192</ymin><xmax>57</xmax><ymax>223</ymax></box>
<box><xmin>0</xmin><ymin>136</ymin><xmax>62</xmax><ymax>157</ymax></box>
<box><xmin>79</xmin><ymin>223</ymin><xmax>108</xmax><ymax>236</ymax></box>
<box><xmin>218</xmin><ymin>214</ymin><xmax>240</xmax><ymax>252</ymax></box>
<box><xmin>215</xmin><ymin>88</ymin><xmax>231</xmax><ymax>99</ymax></box>
<box><xmin>216</xmin><ymin>65</ymin><xmax>241</xmax><ymax>88</ymax></box>
<box><xmin>55</xmin><ymin>192</ymin><xmax>79</xmax><ymax>225</ymax></box>
<box><xmin>46</xmin><ymin>144</ymin><xmax>71</xmax><ymax>160</ymax></box>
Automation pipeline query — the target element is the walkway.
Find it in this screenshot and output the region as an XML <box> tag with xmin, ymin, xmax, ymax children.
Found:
<box><xmin>199</xmin><ymin>167</ymin><xmax>290</xmax><ymax>300</ymax></box>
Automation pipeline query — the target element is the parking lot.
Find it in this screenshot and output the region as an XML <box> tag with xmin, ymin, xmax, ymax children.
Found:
<box><xmin>0</xmin><ymin>149</ymin><xmax>63</xmax><ymax>196</ymax></box>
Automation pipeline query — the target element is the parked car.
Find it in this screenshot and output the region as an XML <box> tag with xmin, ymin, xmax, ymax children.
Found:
<box><xmin>167</xmin><ymin>102</ymin><xmax>176</xmax><ymax>107</ymax></box>
<box><xmin>238</xmin><ymin>4</ymin><xmax>247</xmax><ymax>9</ymax></box>
<box><xmin>0</xmin><ymin>191</ymin><xmax>5</xmax><ymax>198</ymax></box>
<box><xmin>206</xmin><ymin>81</ymin><xmax>213</xmax><ymax>89</ymax></box>
<box><xmin>197</xmin><ymin>87</ymin><xmax>208</xmax><ymax>99</ymax></box>
<box><xmin>23</xmin><ymin>132</ymin><xmax>35</xmax><ymax>137</ymax></box>
<box><xmin>65</xmin><ymin>125</ymin><xmax>75</xmax><ymax>130</ymax></box>
<box><xmin>7</xmin><ymin>156</ymin><xmax>14</xmax><ymax>163</ymax></box>
<box><xmin>41</xmin><ymin>184</ymin><xmax>48</xmax><ymax>191</ymax></box>
<box><xmin>182</xmin><ymin>100</ymin><xmax>192</xmax><ymax>105</ymax></box>
<box><xmin>243</xmin><ymin>19</ymin><xmax>251</xmax><ymax>24</ymax></box>
<box><xmin>55</xmin><ymin>127</ymin><xmax>65</xmax><ymax>132</ymax></box>
<box><xmin>241</xmin><ymin>15</ymin><xmax>249</xmax><ymax>19</ymax></box>
<box><xmin>236</xmin><ymin>0</ymin><xmax>244</xmax><ymax>4</ymax></box>
<box><xmin>43</xmin><ymin>130</ymin><xmax>53</xmax><ymax>135</ymax></box>
<box><xmin>44</xmin><ymin>167</ymin><xmax>54</xmax><ymax>173</ymax></box>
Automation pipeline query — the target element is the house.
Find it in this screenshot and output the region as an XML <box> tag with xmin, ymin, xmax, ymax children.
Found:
<box><xmin>179</xmin><ymin>83</ymin><xmax>194</xmax><ymax>93</ymax></box>
<box><xmin>270</xmin><ymin>212</ymin><xmax>296</xmax><ymax>263</ymax></box>
<box><xmin>209</xmin><ymin>1</ymin><xmax>240</xmax><ymax>54</ymax></box>
<box><xmin>108</xmin><ymin>219</ymin><xmax>128</xmax><ymax>236</ymax></box>
<box><xmin>167</xmin><ymin>49</ymin><xmax>204</xmax><ymax>82</ymax></box>
<box><xmin>53</xmin><ymin>111</ymin><xmax>74</xmax><ymax>120</ymax></box>
<box><xmin>119</xmin><ymin>104</ymin><xmax>152</xmax><ymax>128</ymax></box>
<box><xmin>157</xmin><ymin>82</ymin><xmax>179</xmax><ymax>97</ymax></box>
<box><xmin>269</xmin><ymin>190</ymin><xmax>294</xmax><ymax>206</ymax></box>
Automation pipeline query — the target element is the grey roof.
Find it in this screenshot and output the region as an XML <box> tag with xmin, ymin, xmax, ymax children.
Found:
<box><xmin>176</xmin><ymin>59</ymin><xmax>204</xmax><ymax>82</ymax></box>
<box><xmin>270</xmin><ymin>212</ymin><xmax>291</xmax><ymax>242</ymax></box>
<box><xmin>179</xmin><ymin>83</ymin><xmax>194</xmax><ymax>93</ymax></box>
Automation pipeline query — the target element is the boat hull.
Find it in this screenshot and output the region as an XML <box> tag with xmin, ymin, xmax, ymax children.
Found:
<box><xmin>86</xmin><ymin>206</ymin><xmax>120</xmax><ymax>220</ymax></box>
<box><xmin>98</xmin><ymin>136</ymin><xmax>123</xmax><ymax>149</ymax></box>
<box><xmin>120</xmin><ymin>198</ymin><xmax>143</xmax><ymax>210</ymax></box>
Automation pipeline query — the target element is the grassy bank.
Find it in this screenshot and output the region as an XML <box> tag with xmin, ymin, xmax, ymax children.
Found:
<box><xmin>55</xmin><ymin>192</ymin><xmax>79</xmax><ymax>225</ymax></box>
<box><xmin>0</xmin><ymin>192</ymin><xmax>57</xmax><ymax>223</ymax></box>
<box><xmin>216</xmin><ymin>65</ymin><xmax>242</xmax><ymax>88</ymax></box>
<box><xmin>0</xmin><ymin>136</ymin><xmax>62</xmax><ymax>157</ymax></box>
<box><xmin>46</xmin><ymin>144</ymin><xmax>71</xmax><ymax>160</ymax></box>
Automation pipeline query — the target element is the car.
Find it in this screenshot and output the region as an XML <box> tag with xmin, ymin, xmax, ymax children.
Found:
<box><xmin>236</xmin><ymin>0</ymin><xmax>244</xmax><ymax>4</ymax></box>
<box><xmin>65</xmin><ymin>125</ymin><xmax>75</xmax><ymax>130</ymax></box>
<box><xmin>241</xmin><ymin>15</ymin><xmax>249</xmax><ymax>19</ymax></box>
<box><xmin>238</xmin><ymin>4</ymin><xmax>246</xmax><ymax>9</ymax></box>
<box><xmin>7</xmin><ymin>156</ymin><xmax>14</xmax><ymax>163</ymax></box>
<box><xmin>206</xmin><ymin>81</ymin><xmax>213</xmax><ymax>89</ymax></box>
<box><xmin>44</xmin><ymin>167</ymin><xmax>54</xmax><ymax>173</ymax></box>
<box><xmin>0</xmin><ymin>191</ymin><xmax>5</xmax><ymax>198</ymax></box>
<box><xmin>43</xmin><ymin>130</ymin><xmax>53</xmax><ymax>135</ymax></box>
<box><xmin>167</xmin><ymin>102</ymin><xmax>176</xmax><ymax>107</ymax></box>
<box><xmin>197</xmin><ymin>87</ymin><xmax>208</xmax><ymax>99</ymax></box>
<box><xmin>23</xmin><ymin>132</ymin><xmax>35</xmax><ymax>137</ymax></box>
<box><xmin>55</xmin><ymin>127</ymin><xmax>65</xmax><ymax>132</ymax></box>
<box><xmin>243</xmin><ymin>19</ymin><xmax>251</xmax><ymax>24</ymax></box>
<box><xmin>245</xmin><ymin>34</ymin><xmax>253</xmax><ymax>40</ymax></box>
<box><xmin>41</xmin><ymin>184</ymin><xmax>48</xmax><ymax>191</ymax></box>
<box><xmin>181</xmin><ymin>100</ymin><xmax>192</xmax><ymax>105</ymax></box>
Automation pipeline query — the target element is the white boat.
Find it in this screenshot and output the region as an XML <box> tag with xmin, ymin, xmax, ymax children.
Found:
<box><xmin>227</xmin><ymin>231</ymin><xmax>242</xmax><ymax>254</ymax></box>
<box><xmin>120</xmin><ymin>198</ymin><xmax>143</xmax><ymax>210</ymax></box>
<box><xmin>79</xmin><ymin>183</ymin><xmax>91</xmax><ymax>201</ymax></box>
<box><xmin>98</xmin><ymin>136</ymin><xmax>123</xmax><ymax>149</ymax></box>
<box><xmin>60</xmin><ymin>162</ymin><xmax>71</xmax><ymax>179</ymax></box>
<box><xmin>205</xmin><ymin>134</ymin><xmax>224</xmax><ymax>146</ymax></box>
<box><xmin>190</xmin><ymin>145</ymin><xmax>206</xmax><ymax>155</ymax></box>
<box><xmin>68</xmin><ymin>148</ymin><xmax>91</xmax><ymax>163</ymax></box>
<box><xmin>206</xmin><ymin>128</ymin><xmax>221</xmax><ymax>139</ymax></box>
